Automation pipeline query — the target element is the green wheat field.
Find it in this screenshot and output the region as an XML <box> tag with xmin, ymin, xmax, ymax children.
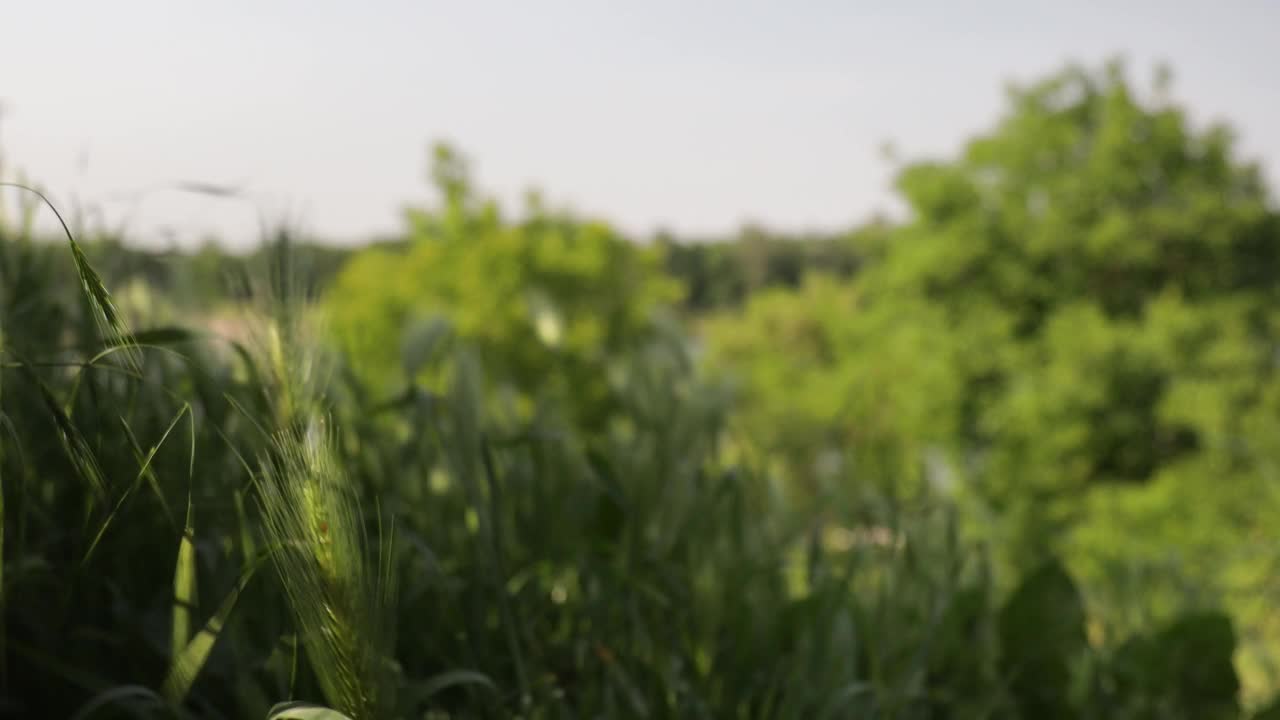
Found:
<box><xmin>3</xmin><ymin>61</ymin><xmax>1280</xmax><ymax>718</ymax></box>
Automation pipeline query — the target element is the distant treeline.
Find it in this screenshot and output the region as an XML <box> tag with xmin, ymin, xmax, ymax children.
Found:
<box><xmin>63</xmin><ymin>221</ymin><xmax>880</xmax><ymax>315</ymax></box>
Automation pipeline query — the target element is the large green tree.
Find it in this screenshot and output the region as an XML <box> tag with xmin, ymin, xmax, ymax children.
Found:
<box><xmin>705</xmin><ymin>60</ymin><xmax>1280</xmax><ymax>684</ymax></box>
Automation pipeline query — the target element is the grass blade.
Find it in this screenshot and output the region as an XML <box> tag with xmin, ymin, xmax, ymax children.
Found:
<box><xmin>87</xmin><ymin>327</ymin><xmax>205</xmax><ymax>367</ymax></box>
<box><xmin>79</xmin><ymin>484</ymin><xmax>138</xmax><ymax>569</ymax></box>
<box><xmin>233</xmin><ymin>487</ymin><xmax>257</xmax><ymax>566</ymax></box>
<box><xmin>0</xmin><ymin>365</ymin><xmax>5</xmax><ymax>689</ymax></box>
<box><xmin>117</xmin><ymin>417</ymin><xmax>177</xmax><ymax>531</ymax></box>
<box><xmin>161</xmin><ymin>557</ymin><xmax>261</xmax><ymax>705</ymax></box>
<box><xmin>401</xmin><ymin>669</ymin><xmax>497</xmax><ymax>708</ymax></box>
<box><xmin>20</xmin><ymin>365</ymin><xmax>108</xmax><ymax>500</ymax></box>
<box><xmin>171</xmin><ymin>504</ymin><xmax>198</xmax><ymax>662</ymax></box>
<box><xmin>81</xmin><ymin>405</ymin><xmax>194</xmax><ymax>566</ymax></box>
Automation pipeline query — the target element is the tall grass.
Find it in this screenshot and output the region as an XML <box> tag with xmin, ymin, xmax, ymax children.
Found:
<box><xmin>0</xmin><ymin>191</ymin><xmax>1275</xmax><ymax>719</ymax></box>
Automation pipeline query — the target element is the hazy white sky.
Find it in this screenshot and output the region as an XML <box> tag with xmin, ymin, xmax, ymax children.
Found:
<box><xmin>2</xmin><ymin>1</ymin><xmax>1278</xmax><ymax>248</ymax></box>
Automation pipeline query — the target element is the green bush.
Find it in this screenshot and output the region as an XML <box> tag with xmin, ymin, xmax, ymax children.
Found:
<box><xmin>325</xmin><ymin>144</ymin><xmax>680</xmax><ymax>428</ymax></box>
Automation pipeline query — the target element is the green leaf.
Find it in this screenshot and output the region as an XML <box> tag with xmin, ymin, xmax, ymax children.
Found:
<box><xmin>265</xmin><ymin>701</ymin><xmax>356</xmax><ymax>720</ymax></box>
<box><xmin>87</xmin><ymin>326</ymin><xmax>206</xmax><ymax>366</ymax></box>
<box><xmin>171</xmin><ymin>509</ymin><xmax>197</xmax><ymax>661</ymax></box>
<box><xmin>0</xmin><ymin>377</ymin><xmax>6</xmax><ymax>687</ymax></box>
<box><xmin>1114</xmin><ymin>611</ymin><xmax>1241</xmax><ymax>719</ymax></box>
<box><xmin>1156</xmin><ymin>612</ymin><xmax>1239</xmax><ymax>717</ymax></box>
<box><xmin>81</xmin><ymin>405</ymin><xmax>193</xmax><ymax>566</ymax></box>
<box><xmin>998</xmin><ymin>559</ymin><xmax>1087</xmax><ymax>720</ymax></box>
<box><xmin>70</xmin><ymin>684</ymin><xmax>167</xmax><ymax>720</ymax></box>
<box><xmin>1251</xmin><ymin>697</ymin><xmax>1280</xmax><ymax>720</ymax></box>
<box><xmin>161</xmin><ymin>558</ymin><xmax>260</xmax><ymax>705</ymax></box>
<box><xmin>21</xmin><ymin>365</ymin><xmax>109</xmax><ymax>500</ymax></box>
<box><xmin>400</xmin><ymin>669</ymin><xmax>497</xmax><ymax>708</ymax></box>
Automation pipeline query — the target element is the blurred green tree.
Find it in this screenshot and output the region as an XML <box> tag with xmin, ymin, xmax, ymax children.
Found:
<box><xmin>325</xmin><ymin>143</ymin><xmax>680</xmax><ymax>425</ymax></box>
<box><xmin>704</xmin><ymin>61</ymin><xmax>1280</xmax><ymax>687</ymax></box>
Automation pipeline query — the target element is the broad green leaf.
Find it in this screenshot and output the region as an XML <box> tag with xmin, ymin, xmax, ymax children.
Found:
<box><xmin>998</xmin><ymin>560</ymin><xmax>1086</xmax><ymax>720</ymax></box>
<box><xmin>1113</xmin><ymin>611</ymin><xmax>1241</xmax><ymax>720</ymax></box>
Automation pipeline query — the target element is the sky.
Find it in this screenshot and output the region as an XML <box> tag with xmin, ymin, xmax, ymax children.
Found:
<box><xmin>2</xmin><ymin>0</ymin><xmax>1278</xmax><ymax>248</ymax></box>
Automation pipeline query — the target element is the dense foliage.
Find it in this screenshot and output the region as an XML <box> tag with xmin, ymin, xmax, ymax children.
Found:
<box><xmin>325</xmin><ymin>144</ymin><xmax>680</xmax><ymax>427</ymax></box>
<box><xmin>2</xmin><ymin>59</ymin><xmax>1279</xmax><ymax>717</ymax></box>
<box><xmin>704</xmin><ymin>62</ymin><xmax>1280</xmax><ymax>689</ymax></box>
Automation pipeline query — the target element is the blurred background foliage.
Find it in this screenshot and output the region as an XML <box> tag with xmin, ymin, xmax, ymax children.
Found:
<box><xmin>4</xmin><ymin>59</ymin><xmax>1280</xmax><ymax>717</ymax></box>
<box><xmin>325</xmin><ymin>144</ymin><xmax>681</xmax><ymax>428</ymax></box>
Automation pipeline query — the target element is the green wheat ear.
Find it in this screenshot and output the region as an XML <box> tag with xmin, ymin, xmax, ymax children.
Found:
<box><xmin>0</xmin><ymin>183</ymin><xmax>141</xmax><ymax>370</ymax></box>
<box><xmin>256</xmin><ymin>416</ymin><xmax>397</xmax><ymax>720</ymax></box>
